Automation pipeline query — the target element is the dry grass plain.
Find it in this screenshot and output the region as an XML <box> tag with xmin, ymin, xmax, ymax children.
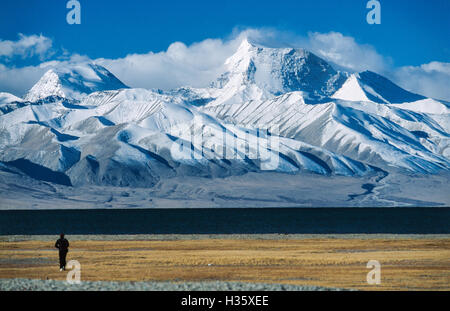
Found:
<box><xmin>0</xmin><ymin>238</ymin><xmax>449</xmax><ymax>291</ymax></box>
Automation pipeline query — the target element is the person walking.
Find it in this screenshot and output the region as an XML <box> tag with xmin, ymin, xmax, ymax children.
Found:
<box><xmin>55</xmin><ymin>233</ymin><xmax>69</xmax><ymax>271</ymax></box>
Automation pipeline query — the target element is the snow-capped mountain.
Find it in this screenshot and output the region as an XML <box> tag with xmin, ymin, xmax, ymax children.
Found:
<box><xmin>0</xmin><ymin>86</ymin><xmax>377</xmax><ymax>187</ymax></box>
<box><xmin>24</xmin><ymin>63</ymin><xmax>128</xmax><ymax>102</ymax></box>
<box><xmin>332</xmin><ymin>71</ymin><xmax>425</xmax><ymax>104</ymax></box>
<box><xmin>0</xmin><ymin>92</ymin><xmax>26</xmax><ymax>116</ymax></box>
<box><xmin>199</xmin><ymin>40</ymin><xmax>450</xmax><ymax>173</ymax></box>
<box><xmin>195</xmin><ymin>39</ymin><xmax>347</xmax><ymax>107</ymax></box>
<box><xmin>0</xmin><ymin>92</ymin><xmax>23</xmax><ymax>105</ymax></box>
<box><xmin>0</xmin><ymin>39</ymin><xmax>449</xmax><ymax>188</ymax></box>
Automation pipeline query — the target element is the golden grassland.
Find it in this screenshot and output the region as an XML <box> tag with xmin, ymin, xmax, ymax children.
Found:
<box><xmin>0</xmin><ymin>238</ymin><xmax>449</xmax><ymax>290</ymax></box>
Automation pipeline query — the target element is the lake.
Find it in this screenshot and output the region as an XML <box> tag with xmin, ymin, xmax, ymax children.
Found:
<box><xmin>0</xmin><ymin>207</ymin><xmax>449</xmax><ymax>235</ymax></box>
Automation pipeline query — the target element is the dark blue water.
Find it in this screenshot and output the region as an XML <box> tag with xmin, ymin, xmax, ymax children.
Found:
<box><xmin>0</xmin><ymin>208</ymin><xmax>449</xmax><ymax>235</ymax></box>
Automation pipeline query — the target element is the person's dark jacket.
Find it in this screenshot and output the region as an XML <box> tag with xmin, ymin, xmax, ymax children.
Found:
<box><xmin>55</xmin><ymin>238</ymin><xmax>69</xmax><ymax>252</ymax></box>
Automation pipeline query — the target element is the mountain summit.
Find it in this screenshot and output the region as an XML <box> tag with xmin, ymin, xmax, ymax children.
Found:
<box><xmin>332</xmin><ymin>71</ymin><xmax>425</xmax><ymax>104</ymax></box>
<box><xmin>24</xmin><ymin>63</ymin><xmax>128</xmax><ymax>102</ymax></box>
<box><xmin>210</xmin><ymin>39</ymin><xmax>347</xmax><ymax>105</ymax></box>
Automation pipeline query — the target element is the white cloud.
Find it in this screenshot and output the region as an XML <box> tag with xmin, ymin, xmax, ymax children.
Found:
<box><xmin>94</xmin><ymin>29</ymin><xmax>409</xmax><ymax>96</ymax></box>
<box><xmin>0</xmin><ymin>65</ymin><xmax>47</xmax><ymax>97</ymax></box>
<box><xmin>305</xmin><ymin>31</ymin><xmax>391</xmax><ymax>73</ymax></box>
<box><xmin>226</xmin><ymin>29</ymin><xmax>391</xmax><ymax>74</ymax></box>
<box><xmin>421</xmin><ymin>62</ymin><xmax>450</xmax><ymax>75</ymax></box>
<box><xmin>0</xmin><ymin>29</ymin><xmax>448</xmax><ymax>101</ymax></box>
<box><xmin>0</xmin><ymin>54</ymin><xmax>90</xmax><ymax>97</ymax></box>
<box><xmin>296</xmin><ymin>31</ymin><xmax>449</xmax><ymax>101</ymax></box>
<box><xmin>95</xmin><ymin>36</ymin><xmax>244</xmax><ymax>90</ymax></box>
<box><xmin>93</xmin><ymin>28</ymin><xmax>394</xmax><ymax>91</ymax></box>
<box><xmin>0</xmin><ymin>34</ymin><xmax>53</xmax><ymax>60</ymax></box>
<box><xmin>393</xmin><ymin>62</ymin><xmax>450</xmax><ymax>101</ymax></box>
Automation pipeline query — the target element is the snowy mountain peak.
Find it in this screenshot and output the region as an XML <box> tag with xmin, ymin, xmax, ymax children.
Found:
<box><xmin>236</xmin><ymin>37</ymin><xmax>256</xmax><ymax>51</ymax></box>
<box><xmin>0</xmin><ymin>92</ymin><xmax>24</xmax><ymax>105</ymax></box>
<box><xmin>356</xmin><ymin>70</ymin><xmax>425</xmax><ymax>104</ymax></box>
<box><xmin>24</xmin><ymin>63</ymin><xmax>129</xmax><ymax>102</ymax></box>
<box><xmin>332</xmin><ymin>71</ymin><xmax>425</xmax><ymax>104</ymax></box>
<box><xmin>24</xmin><ymin>70</ymin><xmax>65</xmax><ymax>102</ymax></box>
<box><xmin>331</xmin><ymin>74</ymin><xmax>370</xmax><ymax>102</ymax></box>
<box><xmin>212</xmin><ymin>39</ymin><xmax>346</xmax><ymax>101</ymax></box>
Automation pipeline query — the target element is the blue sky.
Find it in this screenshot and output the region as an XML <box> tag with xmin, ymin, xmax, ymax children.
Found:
<box><xmin>1</xmin><ymin>0</ymin><xmax>448</xmax><ymax>66</ymax></box>
<box><xmin>0</xmin><ymin>0</ymin><xmax>449</xmax><ymax>100</ymax></box>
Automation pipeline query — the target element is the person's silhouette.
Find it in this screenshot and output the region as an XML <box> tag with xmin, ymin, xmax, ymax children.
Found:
<box><xmin>55</xmin><ymin>233</ymin><xmax>69</xmax><ymax>271</ymax></box>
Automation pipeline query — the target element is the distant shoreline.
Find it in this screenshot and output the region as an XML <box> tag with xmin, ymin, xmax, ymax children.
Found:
<box><xmin>2</xmin><ymin>233</ymin><xmax>450</xmax><ymax>242</ymax></box>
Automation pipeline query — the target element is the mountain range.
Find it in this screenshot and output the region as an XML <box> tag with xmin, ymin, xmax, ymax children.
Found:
<box><xmin>0</xmin><ymin>39</ymin><xmax>449</xmax><ymax>192</ymax></box>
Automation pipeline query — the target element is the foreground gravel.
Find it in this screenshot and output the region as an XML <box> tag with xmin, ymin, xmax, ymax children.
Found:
<box><xmin>0</xmin><ymin>278</ymin><xmax>347</xmax><ymax>291</ymax></box>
